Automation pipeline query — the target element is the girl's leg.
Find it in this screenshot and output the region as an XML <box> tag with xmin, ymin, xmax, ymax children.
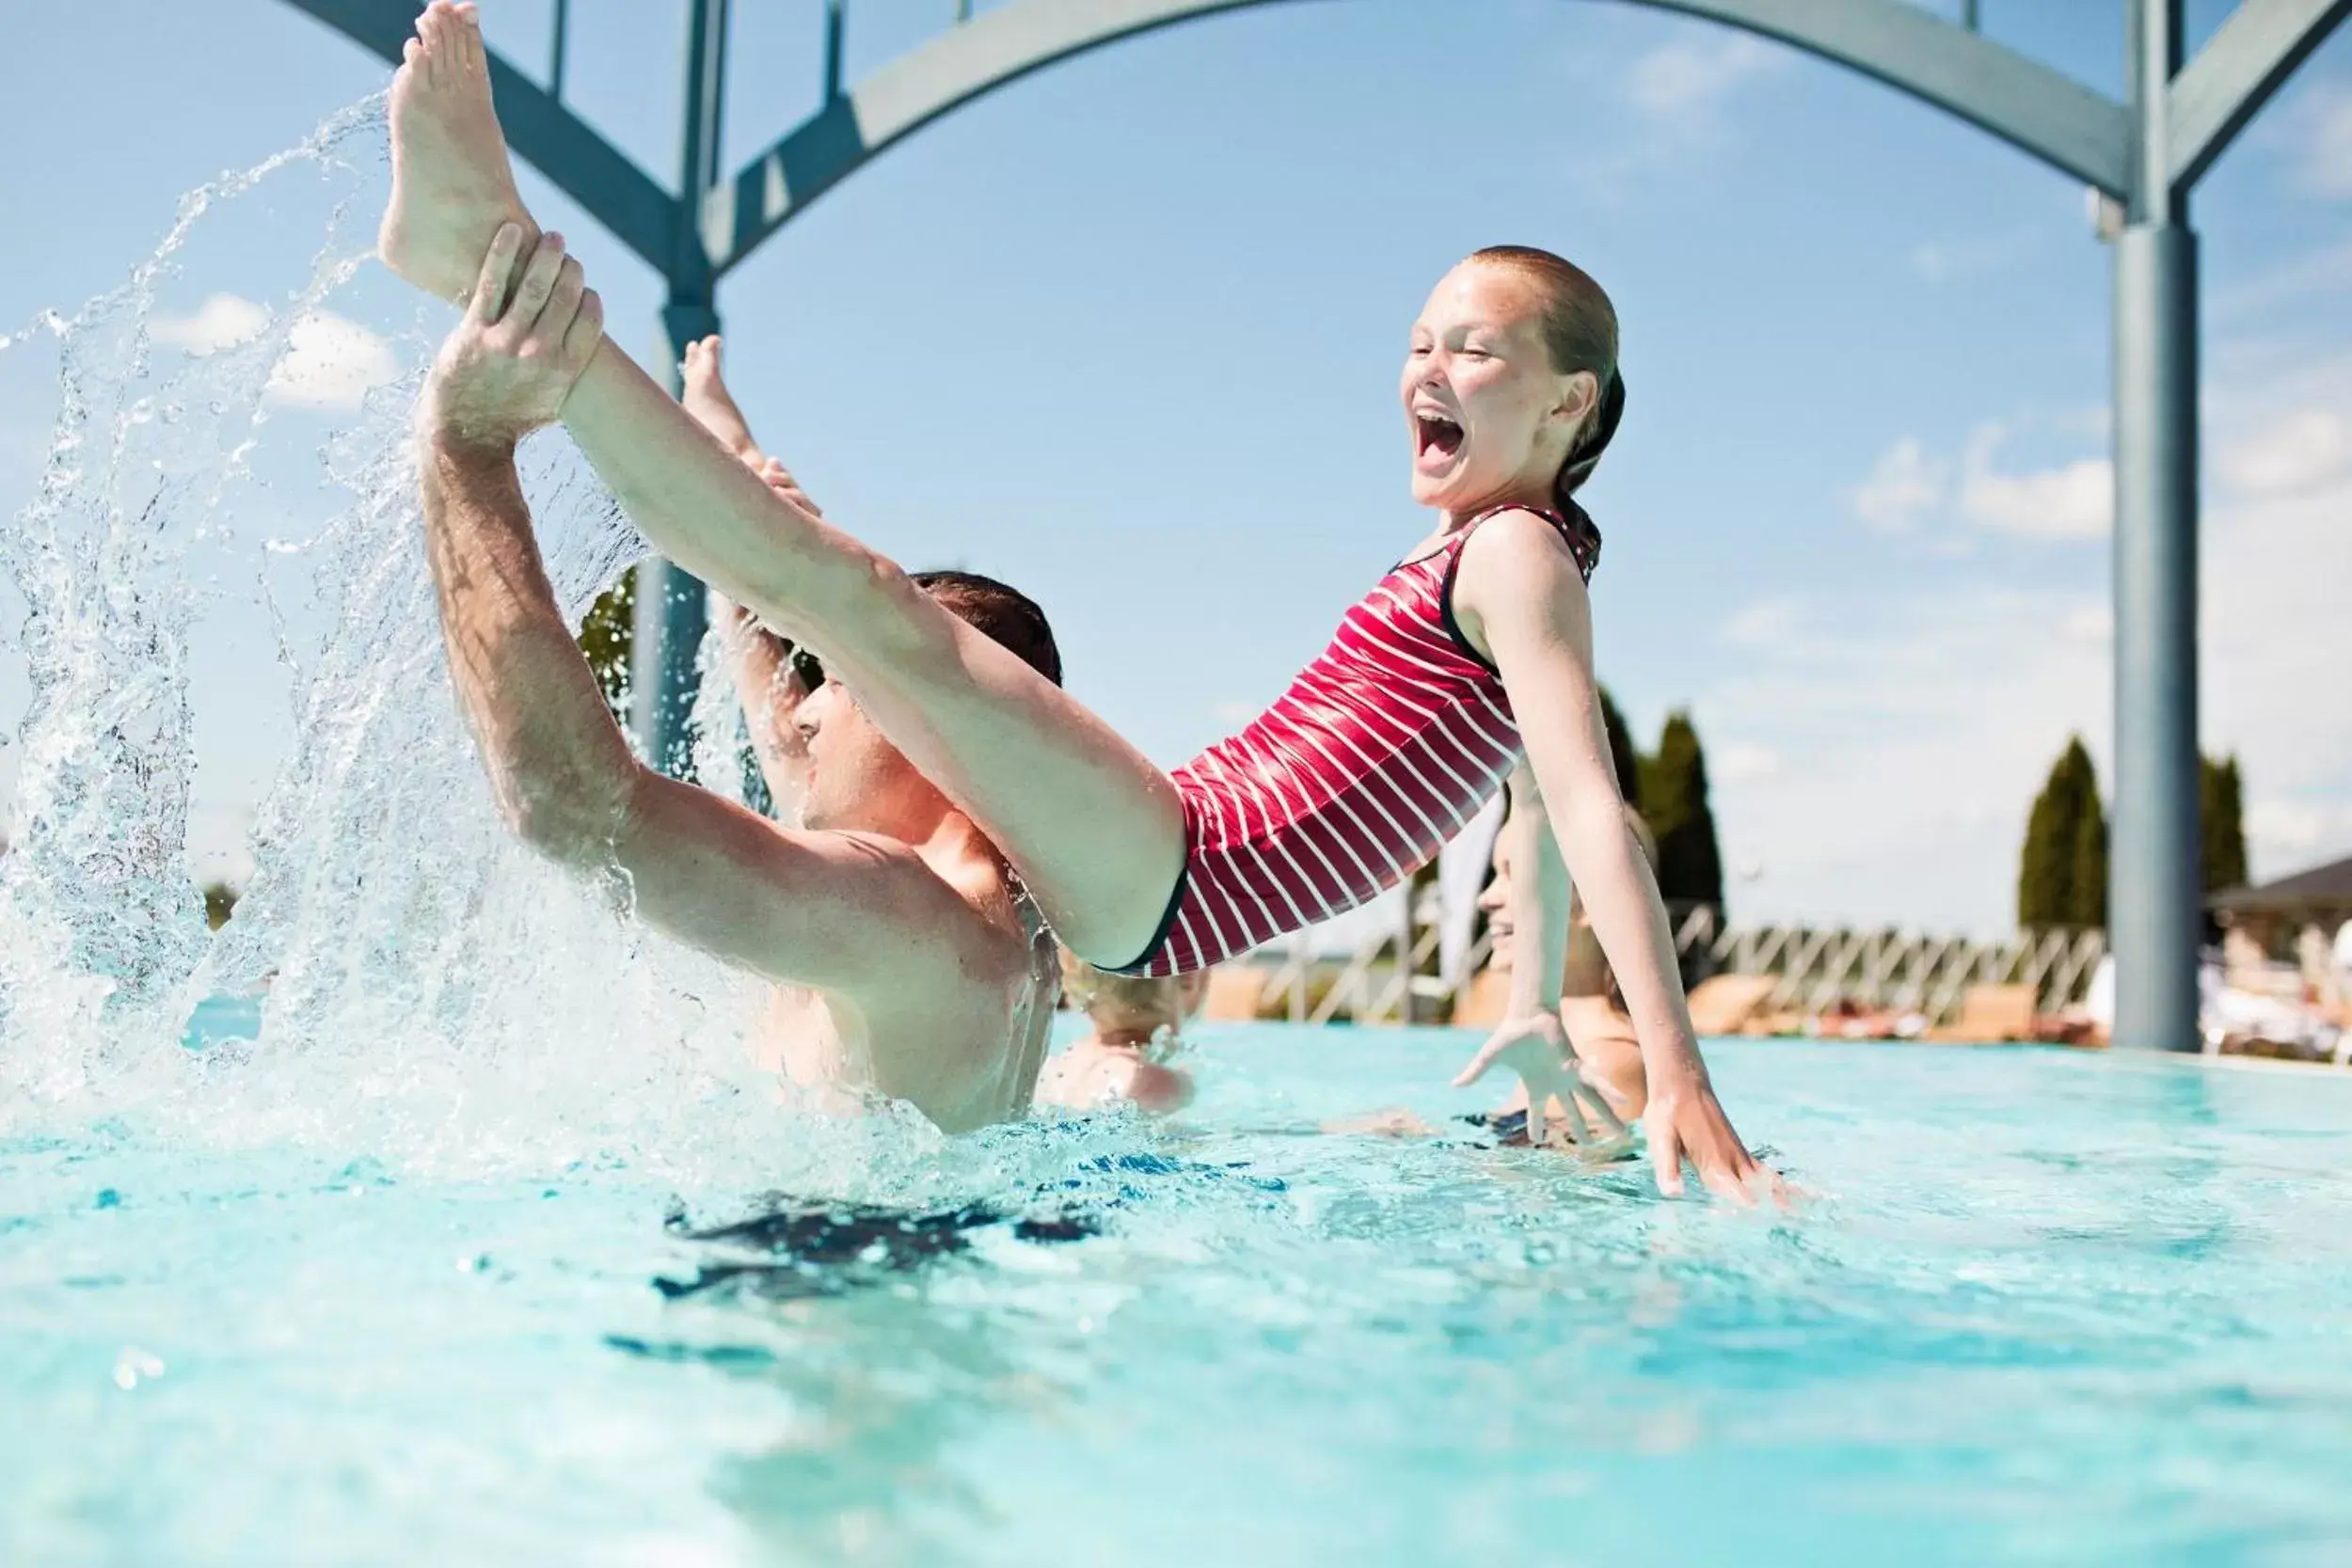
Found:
<box><xmin>564</xmin><ymin>344</ymin><xmax>1187</xmax><ymax>964</ymax></box>
<box><xmin>382</xmin><ymin>0</ymin><xmax>1186</xmax><ymax>964</ymax></box>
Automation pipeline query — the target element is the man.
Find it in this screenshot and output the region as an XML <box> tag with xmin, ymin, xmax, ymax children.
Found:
<box><xmin>415</xmin><ymin>224</ymin><xmax>1060</xmax><ymax>1132</ymax></box>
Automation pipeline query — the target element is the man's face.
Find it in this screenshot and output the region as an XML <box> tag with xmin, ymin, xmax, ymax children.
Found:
<box><xmin>792</xmin><ymin>672</ymin><xmax>927</xmax><ymax>833</ymax></box>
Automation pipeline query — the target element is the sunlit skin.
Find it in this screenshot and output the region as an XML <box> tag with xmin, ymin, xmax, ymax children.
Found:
<box><xmin>1400</xmin><ymin>264</ymin><xmax>1595</xmax><ymax>519</ymax></box>
<box><xmin>376</xmin><ymin>0</ymin><xmax>1776</xmax><ymax>1201</ymax></box>
<box><xmin>412</xmin><ymin>225</ymin><xmax>1053</xmax><ymax>1132</ymax></box>
<box><xmin>1478</xmin><ymin>797</ymin><xmax>1650</xmax><ymax>1129</ymax></box>
<box><xmin>1032</xmin><ymin>960</ymin><xmax>1205</xmax><ymax>1116</ymax></box>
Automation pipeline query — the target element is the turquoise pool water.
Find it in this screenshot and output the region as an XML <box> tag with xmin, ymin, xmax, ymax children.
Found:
<box><xmin>7</xmin><ymin>1022</ymin><xmax>2352</xmax><ymax>1567</ymax></box>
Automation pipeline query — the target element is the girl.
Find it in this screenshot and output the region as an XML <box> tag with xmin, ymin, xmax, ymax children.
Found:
<box><xmin>376</xmin><ymin>0</ymin><xmax>1773</xmax><ymax>1199</ymax></box>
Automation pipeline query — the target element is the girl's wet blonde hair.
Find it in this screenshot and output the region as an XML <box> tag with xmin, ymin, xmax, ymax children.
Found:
<box><xmin>1467</xmin><ymin>245</ymin><xmax>1625</xmax><ymax>501</ymax></box>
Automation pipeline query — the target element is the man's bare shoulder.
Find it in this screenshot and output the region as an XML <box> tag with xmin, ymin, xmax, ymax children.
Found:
<box><xmin>804</xmin><ymin>826</ymin><xmax>1049</xmax><ymax>1126</ymax></box>
<box><xmin>819</xmin><ymin>828</ymin><xmax>1038</xmax><ymax>977</ymax></box>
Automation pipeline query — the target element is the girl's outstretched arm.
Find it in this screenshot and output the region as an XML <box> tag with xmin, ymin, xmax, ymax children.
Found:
<box><xmin>1451</xmin><ymin>509</ymin><xmax>1777</xmax><ymax>1202</ymax></box>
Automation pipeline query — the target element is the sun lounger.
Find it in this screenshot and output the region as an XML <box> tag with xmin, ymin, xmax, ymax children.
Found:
<box><xmin>1925</xmin><ymin>983</ymin><xmax>2037</xmax><ymax>1043</ymax></box>
<box><xmin>1201</xmin><ymin>965</ymin><xmax>1269</xmax><ymax>1022</ymax></box>
<box><xmin>1685</xmin><ymin>974</ymin><xmax>1778</xmax><ymax>1037</ymax></box>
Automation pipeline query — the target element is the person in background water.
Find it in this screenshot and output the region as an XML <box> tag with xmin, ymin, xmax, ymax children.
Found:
<box><xmin>1034</xmin><ymin>956</ymin><xmax>1207</xmax><ymax>1115</ymax></box>
<box><xmin>1473</xmin><ymin>789</ymin><xmax>1655</xmax><ymax>1134</ymax></box>
<box><xmin>373</xmin><ymin>0</ymin><xmax>1774</xmax><ymax>1198</ymax></box>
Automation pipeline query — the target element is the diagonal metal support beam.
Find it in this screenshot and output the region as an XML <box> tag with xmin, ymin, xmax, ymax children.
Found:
<box><xmin>2168</xmin><ymin>0</ymin><xmax>2352</xmax><ymax>194</ymax></box>
<box><xmin>702</xmin><ymin>0</ymin><xmax>2132</xmax><ymax>275</ymax></box>
<box><xmin>279</xmin><ymin>0</ymin><xmax>679</xmax><ymax>275</ymax></box>
<box><xmin>1645</xmin><ymin>0</ymin><xmax>2130</xmax><ymax>193</ymax></box>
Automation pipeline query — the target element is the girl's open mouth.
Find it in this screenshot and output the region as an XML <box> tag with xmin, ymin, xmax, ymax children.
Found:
<box><xmin>1414</xmin><ymin>413</ymin><xmax>1464</xmax><ymax>470</ymax></box>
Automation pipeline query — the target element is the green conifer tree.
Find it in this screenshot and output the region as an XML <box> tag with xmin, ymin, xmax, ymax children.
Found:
<box><xmin>1597</xmin><ymin>686</ymin><xmax>1642</xmax><ymax>809</ymax></box>
<box><xmin>2019</xmin><ymin>736</ymin><xmax>2107</xmax><ymax>929</ymax></box>
<box><xmin>578</xmin><ymin>571</ymin><xmax>634</xmax><ymax>715</ymax></box>
<box><xmin>1640</xmin><ymin>711</ymin><xmax>1724</xmax><ymax>916</ymax></box>
<box><xmin>2201</xmin><ymin>753</ymin><xmax>2248</xmax><ymax>893</ymax></box>
<box><xmin>2069</xmin><ymin>779</ymin><xmax>2108</xmax><ymax>930</ymax></box>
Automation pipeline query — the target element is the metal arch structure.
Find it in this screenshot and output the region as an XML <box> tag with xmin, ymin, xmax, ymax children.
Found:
<box><xmin>282</xmin><ymin>0</ymin><xmax>2346</xmax><ymax>1055</ymax></box>
<box><xmin>700</xmin><ymin>0</ymin><xmax>2131</xmax><ymax>270</ymax></box>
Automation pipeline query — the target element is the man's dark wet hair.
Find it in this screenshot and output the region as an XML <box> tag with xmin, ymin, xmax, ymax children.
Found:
<box><xmin>910</xmin><ymin>570</ymin><xmax>1063</xmax><ymax>688</ymax></box>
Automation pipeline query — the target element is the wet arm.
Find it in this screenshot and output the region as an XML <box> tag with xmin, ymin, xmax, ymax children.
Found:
<box><xmin>1453</xmin><ymin>514</ymin><xmax>1709</xmax><ymax>1088</ymax></box>
<box><xmin>712</xmin><ymin>599</ymin><xmax>805</xmax><ymax>807</ymax></box>
<box><xmin>557</xmin><ymin>346</ymin><xmax>911</xmax><ymax>656</ymax></box>
<box><xmin>417</xmin><ymin>433</ymin><xmax>966</xmax><ymax>994</ymax></box>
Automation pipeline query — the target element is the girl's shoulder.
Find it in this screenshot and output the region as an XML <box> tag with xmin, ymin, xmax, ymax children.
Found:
<box><xmin>1461</xmin><ymin>501</ymin><xmax>1601</xmax><ymax>584</ymax></box>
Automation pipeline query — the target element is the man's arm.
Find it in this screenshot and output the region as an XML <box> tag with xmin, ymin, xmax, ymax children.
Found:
<box><xmin>416</xmin><ymin>228</ymin><xmax>978</xmax><ymax>997</ymax></box>
<box><xmin>711</xmin><ymin>599</ymin><xmax>808</xmax><ymax>813</ymax></box>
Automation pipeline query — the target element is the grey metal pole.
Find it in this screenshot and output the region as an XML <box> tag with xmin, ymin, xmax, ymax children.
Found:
<box><xmin>2108</xmin><ymin>0</ymin><xmax>2201</xmax><ymax>1052</ymax></box>
<box><xmin>2109</xmin><ymin>225</ymin><xmax>2201</xmax><ymax>1052</ymax></box>
<box><xmin>630</xmin><ymin>0</ymin><xmax>731</xmax><ymax>778</ymax></box>
<box><xmin>628</xmin><ymin>298</ymin><xmax>721</xmax><ymax>779</ymax></box>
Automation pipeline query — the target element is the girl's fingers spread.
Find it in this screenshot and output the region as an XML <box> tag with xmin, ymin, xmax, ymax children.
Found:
<box><xmin>1701</xmin><ymin>1158</ymin><xmax>1757</xmax><ymax>1205</ymax></box>
<box><xmin>1452</xmin><ymin>1048</ymin><xmax>1497</xmax><ymax>1088</ymax></box>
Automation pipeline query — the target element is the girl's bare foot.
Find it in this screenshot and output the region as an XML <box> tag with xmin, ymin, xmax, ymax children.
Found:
<box><xmin>679</xmin><ymin>337</ymin><xmax>760</xmax><ymax>459</ymax></box>
<box><xmin>379</xmin><ymin>0</ymin><xmax>535</xmax><ymax>301</ymax></box>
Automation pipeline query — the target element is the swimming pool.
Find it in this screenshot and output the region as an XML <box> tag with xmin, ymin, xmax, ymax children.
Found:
<box><xmin>8</xmin><ymin>1020</ymin><xmax>2351</xmax><ymax>1567</ymax></box>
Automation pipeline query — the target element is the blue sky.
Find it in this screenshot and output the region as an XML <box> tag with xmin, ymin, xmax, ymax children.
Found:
<box><xmin>1</xmin><ymin>0</ymin><xmax>2347</xmax><ymax>935</ymax></box>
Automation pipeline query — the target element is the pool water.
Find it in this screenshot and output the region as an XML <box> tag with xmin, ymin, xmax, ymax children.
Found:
<box><xmin>7</xmin><ymin>1022</ymin><xmax>2352</xmax><ymax>1567</ymax></box>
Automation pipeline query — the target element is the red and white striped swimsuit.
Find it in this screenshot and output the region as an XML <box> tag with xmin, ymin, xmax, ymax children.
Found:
<box><xmin>1115</xmin><ymin>503</ymin><xmax>1601</xmax><ymax>977</ymax></box>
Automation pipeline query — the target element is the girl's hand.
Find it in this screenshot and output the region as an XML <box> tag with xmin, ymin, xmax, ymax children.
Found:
<box><xmin>1452</xmin><ymin>1013</ymin><xmax>1625</xmax><ymax>1149</ymax></box>
<box><xmin>1644</xmin><ymin>1060</ymin><xmax>1783</xmax><ymax>1204</ymax></box>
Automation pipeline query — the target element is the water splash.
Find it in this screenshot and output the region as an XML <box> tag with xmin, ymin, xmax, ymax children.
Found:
<box><xmin>0</xmin><ymin>99</ymin><xmax>1083</xmax><ymax>1195</ymax></box>
<box><xmin>0</xmin><ymin>103</ymin><xmax>395</xmax><ymax>1087</ymax></box>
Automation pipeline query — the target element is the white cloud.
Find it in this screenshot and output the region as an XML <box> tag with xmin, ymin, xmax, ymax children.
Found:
<box><xmin>1712</xmin><ymin>742</ymin><xmax>1779</xmax><ymax>784</ymax></box>
<box><xmin>2246</xmin><ymin>799</ymin><xmax>2352</xmax><ymax>861</ymax></box>
<box><xmin>1693</xmin><ymin>585</ymin><xmax>2117</xmax><ymax>934</ymax></box>
<box><xmin>1849</xmin><ymin>436</ymin><xmax>1946</xmax><ymax>532</ymax></box>
<box><xmin>1627</xmin><ymin>33</ymin><xmax>1783</xmax><ymax>121</ymax></box>
<box><xmin>2059</xmin><ymin>603</ymin><xmax>2112</xmax><ymax>645</ymax></box>
<box><xmin>150</xmin><ymin>293</ymin><xmax>398</xmax><ymax>413</ymax></box>
<box><xmin>1706</xmin><ymin>389</ymin><xmax>2352</xmax><ymax>930</ymax></box>
<box><xmin>1908</xmin><ymin>231</ymin><xmax>2032</xmax><ymax>284</ymax></box>
<box><xmin>2217</xmin><ymin>408</ymin><xmax>2352</xmax><ymax>499</ymax></box>
<box><xmin>265</xmin><ymin>313</ymin><xmax>401</xmax><ymax>412</ymax></box>
<box><xmin>1720</xmin><ymin>595</ymin><xmax>1802</xmax><ymax>649</ymax></box>
<box><xmin>1957</xmin><ymin>423</ymin><xmax>2112</xmax><ymax>540</ymax></box>
<box><xmin>2212</xmin><ymin>238</ymin><xmax>2352</xmax><ymax>321</ymax></box>
<box><xmin>150</xmin><ymin>293</ymin><xmax>270</xmax><ymax>356</ymax></box>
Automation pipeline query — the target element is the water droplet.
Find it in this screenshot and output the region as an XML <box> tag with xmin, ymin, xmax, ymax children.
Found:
<box><xmin>112</xmin><ymin>1348</ymin><xmax>165</xmax><ymax>1390</ymax></box>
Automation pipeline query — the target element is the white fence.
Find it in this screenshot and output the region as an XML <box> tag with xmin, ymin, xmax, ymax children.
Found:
<box><xmin>1236</xmin><ymin>911</ymin><xmax>2106</xmax><ymax>1027</ymax></box>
